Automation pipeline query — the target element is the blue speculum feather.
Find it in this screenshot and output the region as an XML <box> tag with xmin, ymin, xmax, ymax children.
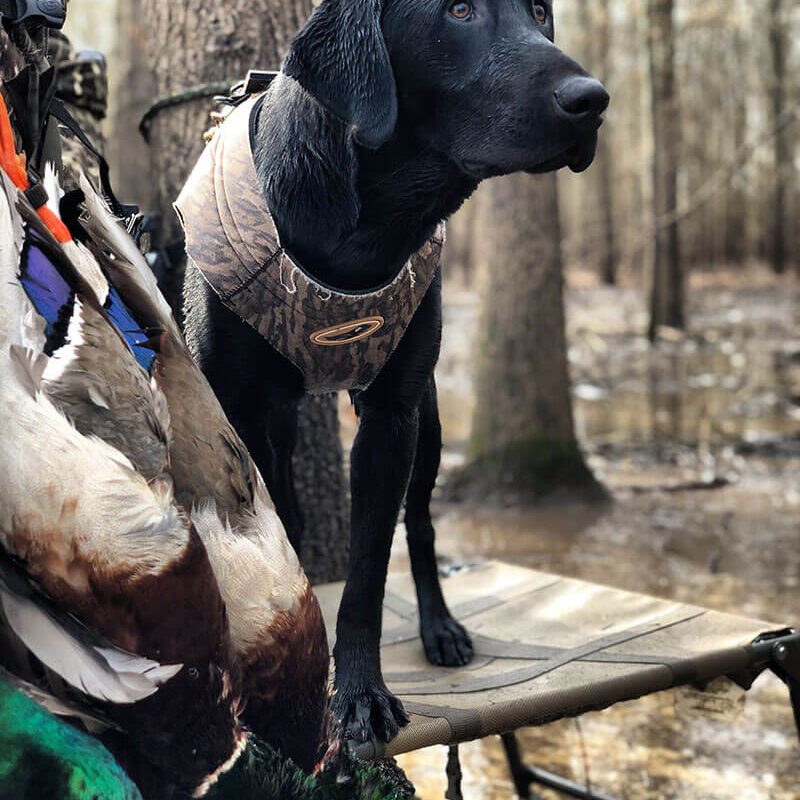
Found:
<box><xmin>18</xmin><ymin>226</ymin><xmax>155</xmax><ymax>371</ymax></box>
<box><xmin>104</xmin><ymin>285</ymin><xmax>155</xmax><ymax>370</ymax></box>
<box><xmin>19</xmin><ymin>228</ymin><xmax>75</xmax><ymax>354</ymax></box>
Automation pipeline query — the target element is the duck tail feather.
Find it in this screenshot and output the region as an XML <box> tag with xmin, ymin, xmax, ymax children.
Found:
<box><xmin>60</xmin><ymin>238</ymin><xmax>109</xmax><ymax>307</ymax></box>
<box><xmin>79</xmin><ymin>173</ymin><xmax>180</xmax><ymax>341</ymax></box>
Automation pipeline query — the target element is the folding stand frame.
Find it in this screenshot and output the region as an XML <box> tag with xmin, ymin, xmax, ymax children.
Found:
<box><xmin>314</xmin><ymin>562</ymin><xmax>800</xmax><ymax>799</ymax></box>
<box><xmin>491</xmin><ymin>629</ymin><xmax>800</xmax><ymax>800</ymax></box>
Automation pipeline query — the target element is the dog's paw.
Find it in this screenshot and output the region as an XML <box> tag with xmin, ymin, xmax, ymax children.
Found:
<box><xmin>332</xmin><ymin>676</ymin><xmax>410</xmax><ymax>744</ymax></box>
<box><xmin>421</xmin><ymin>614</ymin><xmax>473</xmax><ymax>667</ymax></box>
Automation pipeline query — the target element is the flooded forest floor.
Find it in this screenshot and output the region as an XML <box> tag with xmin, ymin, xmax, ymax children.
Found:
<box><xmin>368</xmin><ymin>268</ymin><xmax>800</xmax><ymax>799</ymax></box>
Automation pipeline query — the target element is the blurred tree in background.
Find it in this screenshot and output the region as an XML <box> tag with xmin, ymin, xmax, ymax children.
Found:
<box><xmin>108</xmin><ymin>0</ymin><xmax>153</xmax><ymax>212</ymax></box>
<box><xmin>449</xmin><ymin>174</ymin><xmax>607</xmax><ymax>503</ymax></box>
<box><xmin>768</xmin><ymin>0</ymin><xmax>789</xmax><ymax>275</ymax></box>
<box><xmin>595</xmin><ymin>0</ymin><xmax>616</xmax><ymax>286</ymax></box>
<box><xmin>646</xmin><ymin>0</ymin><xmax>682</xmax><ymax>339</ymax></box>
<box><xmin>574</xmin><ymin>0</ymin><xmax>616</xmax><ymax>285</ymax></box>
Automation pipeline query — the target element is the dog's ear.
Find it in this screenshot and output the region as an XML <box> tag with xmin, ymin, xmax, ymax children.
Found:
<box><xmin>283</xmin><ymin>0</ymin><xmax>397</xmax><ymax>149</ymax></box>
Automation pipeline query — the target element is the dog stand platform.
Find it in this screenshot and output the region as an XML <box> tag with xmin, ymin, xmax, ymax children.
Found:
<box><xmin>314</xmin><ymin>560</ymin><xmax>800</xmax><ymax>799</ymax></box>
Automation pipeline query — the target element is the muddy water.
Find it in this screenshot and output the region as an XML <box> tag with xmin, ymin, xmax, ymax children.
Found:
<box><xmin>383</xmin><ymin>272</ymin><xmax>800</xmax><ymax>799</ymax></box>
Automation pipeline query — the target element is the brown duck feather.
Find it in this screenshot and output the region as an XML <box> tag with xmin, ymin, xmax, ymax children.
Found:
<box><xmin>151</xmin><ymin>331</ymin><xmax>269</xmax><ymax>519</ymax></box>
<box><xmin>79</xmin><ymin>175</ymin><xmax>267</xmax><ymax>520</ymax></box>
<box><xmin>0</xmin><ymin>172</ymin><xmax>244</xmax><ymax>796</ymax></box>
<box><xmin>77</xmin><ymin>175</ymin><xmax>330</xmax><ymax>771</ymax></box>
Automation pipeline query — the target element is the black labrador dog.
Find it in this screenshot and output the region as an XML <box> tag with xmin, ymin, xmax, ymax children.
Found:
<box><xmin>183</xmin><ymin>0</ymin><xmax>607</xmax><ymax>745</ymax></box>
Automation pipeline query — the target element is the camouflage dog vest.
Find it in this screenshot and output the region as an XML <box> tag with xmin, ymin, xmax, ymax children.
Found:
<box><xmin>175</xmin><ymin>94</ymin><xmax>445</xmax><ymax>394</ymax></box>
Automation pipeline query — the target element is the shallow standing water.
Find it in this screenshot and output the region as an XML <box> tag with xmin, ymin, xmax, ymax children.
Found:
<box><xmin>370</xmin><ymin>270</ymin><xmax>800</xmax><ymax>799</ymax></box>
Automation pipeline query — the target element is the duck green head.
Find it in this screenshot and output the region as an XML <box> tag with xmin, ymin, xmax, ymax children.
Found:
<box><xmin>0</xmin><ymin>675</ymin><xmax>414</xmax><ymax>800</ymax></box>
<box><xmin>0</xmin><ymin>677</ymin><xmax>142</xmax><ymax>800</ymax></box>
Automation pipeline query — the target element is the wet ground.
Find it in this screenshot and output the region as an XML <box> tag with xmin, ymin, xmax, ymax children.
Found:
<box><xmin>365</xmin><ymin>268</ymin><xmax>800</xmax><ymax>799</ymax></box>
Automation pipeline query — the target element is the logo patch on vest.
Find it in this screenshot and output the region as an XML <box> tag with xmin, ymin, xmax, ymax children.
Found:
<box><xmin>309</xmin><ymin>315</ymin><xmax>385</xmax><ymax>346</ymax></box>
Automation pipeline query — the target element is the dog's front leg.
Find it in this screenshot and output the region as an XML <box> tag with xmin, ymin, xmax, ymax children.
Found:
<box><xmin>406</xmin><ymin>376</ymin><xmax>473</xmax><ymax>666</ymax></box>
<box><xmin>332</xmin><ymin>398</ymin><xmax>417</xmax><ymax>743</ymax></box>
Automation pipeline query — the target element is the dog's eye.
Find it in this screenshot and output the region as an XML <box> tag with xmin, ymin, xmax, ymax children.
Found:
<box><xmin>448</xmin><ymin>0</ymin><xmax>472</xmax><ymax>19</ymax></box>
<box><xmin>532</xmin><ymin>3</ymin><xmax>547</xmax><ymax>23</ymax></box>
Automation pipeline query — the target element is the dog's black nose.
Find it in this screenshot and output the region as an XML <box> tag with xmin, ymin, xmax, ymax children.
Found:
<box><xmin>554</xmin><ymin>77</ymin><xmax>609</xmax><ymax>127</ymax></box>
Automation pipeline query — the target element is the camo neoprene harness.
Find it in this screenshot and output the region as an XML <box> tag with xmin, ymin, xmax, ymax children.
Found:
<box><xmin>175</xmin><ymin>94</ymin><xmax>445</xmax><ymax>394</ymax></box>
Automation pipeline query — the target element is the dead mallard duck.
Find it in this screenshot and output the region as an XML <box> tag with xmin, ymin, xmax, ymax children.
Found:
<box><xmin>0</xmin><ymin>89</ymin><xmax>328</xmax><ymax>793</ymax></box>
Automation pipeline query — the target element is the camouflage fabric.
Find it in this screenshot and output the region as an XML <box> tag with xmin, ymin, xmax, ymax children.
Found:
<box><xmin>47</xmin><ymin>31</ymin><xmax>107</xmax><ymax>192</ymax></box>
<box><xmin>176</xmin><ymin>95</ymin><xmax>445</xmax><ymax>395</ymax></box>
<box><xmin>48</xmin><ymin>32</ymin><xmax>107</xmax><ymax>117</ymax></box>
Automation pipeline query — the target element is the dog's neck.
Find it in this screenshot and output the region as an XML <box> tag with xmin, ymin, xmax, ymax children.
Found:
<box><xmin>253</xmin><ymin>76</ymin><xmax>477</xmax><ymax>291</ymax></box>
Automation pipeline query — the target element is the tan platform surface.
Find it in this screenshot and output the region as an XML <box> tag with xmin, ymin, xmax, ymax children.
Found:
<box><xmin>314</xmin><ymin>560</ymin><xmax>781</xmax><ymax>758</ymax></box>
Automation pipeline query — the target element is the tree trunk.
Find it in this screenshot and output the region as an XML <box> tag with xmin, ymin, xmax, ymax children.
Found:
<box><xmin>724</xmin><ymin>34</ymin><xmax>748</xmax><ymax>266</ymax></box>
<box><xmin>768</xmin><ymin>0</ymin><xmax>788</xmax><ymax>274</ymax></box>
<box><xmin>571</xmin><ymin>0</ymin><xmax>615</xmax><ymax>284</ymax></box>
<box><xmin>444</xmin><ymin>194</ymin><xmax>481</xmax><ymax>284</ymax></box>
<box><xmin>452</xmin><ymin>174</ymin><xmax>605</xmax><ymax>504</ymax></box>
<box><xmin>142</xmin><ymin>0</ymin><xmax>350</xmax><ymax>583</ymax></box>
<box><xmin>292</xmin><ymin>395</ymin><xmax>350</xmax><ymax>584</ymax></box>
<box><xmin>646</xmin><ymin>0</ymin><xmax>683</xmax><ymax>340</ymax></box>
<box><xmin>596</xmin><ymin>0</ymin><xmax>616</xmax><ymax>285</ymax></box>
<box><xmin>108</xmin><ymin>0</ymin><xmax>155</xmax><ymax>211</ymax></box>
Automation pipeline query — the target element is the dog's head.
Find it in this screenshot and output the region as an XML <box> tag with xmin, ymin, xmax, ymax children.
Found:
<box><xmin>283</xmin><ymin>0</ymin><xmax>608</xmax><ymax>178</ymax></box>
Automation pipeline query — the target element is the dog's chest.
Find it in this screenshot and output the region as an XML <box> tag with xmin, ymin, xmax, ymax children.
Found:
<box><xmin>175</xmin><ymin>95</ymin><xmax>444</xmax><ymax>394</ymax></box>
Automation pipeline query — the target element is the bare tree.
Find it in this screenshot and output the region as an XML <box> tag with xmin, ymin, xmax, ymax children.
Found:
<box><xmin>724</xmin><ymin>24</ymin><xmax>748</xmax><ymax>266</ymax></box>
<box><xmin>142</xmin><ymin>0</ymin><xmax>349</xmax><ymax>582</ymax></box>
<box><xmin>574</xmin><ymin>0</ymin><xmax>616</xmax><ymax>284</ymax></box>
<box><xmin>108</xmin><ymin>0</ymin><xmax>154</xmax><ymax>211</ymax></box>
<box><xmin>451</xmin><ymin>175</ymin><xmax>605</xmax><ymax>503</ymax></box>
<box><xmin>595</xmin><ymin>0</ymin><xmax>616</xmax><ymax>285</ymax></box>
<box><xmin>443</xmin><ymin>194</ymin><xmax>482</xmax><ymax>284</ymax></box>
<box><xmin>768</xmin><ymin>0</ymin><xmax>789</xmax><ymax>274</ymax></box>
<box><xmin>646</xmin><ymin>0</ymin><xmax>682</xmax><ymax>339</ymax></box>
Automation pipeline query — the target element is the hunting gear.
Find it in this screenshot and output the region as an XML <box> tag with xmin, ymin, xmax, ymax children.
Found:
<box><xmin>176</xmin><ymin>91</ymin><xmax>445</xmax><ymax>394</ymax></box>
<box><xmin>47</xmin><ymin>29</ymin><xmax>106</xmax><ymax>191</ymax></box>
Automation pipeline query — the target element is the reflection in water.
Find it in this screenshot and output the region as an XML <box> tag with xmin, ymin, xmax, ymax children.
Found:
<box><xmin>649</xmin><ymin>351</ymin><xmax>684</xmax><ymax>445</ymax></box>
<box><xmin>386</xmin><ymin>275</ymin><xmax>800</xmax><ymax>798</ymax></box>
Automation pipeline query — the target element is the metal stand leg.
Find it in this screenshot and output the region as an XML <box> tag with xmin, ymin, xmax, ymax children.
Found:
<box><xmin>770</xmin><ymin>637</ymin><xmax>800</xmax><ymax>746</ymax></box>
<box><xmin>446</xmin><ymin>745</ymin><xmax>464</xmax><ymax>800</ymax></box>
<box><xmin>788</xmin><ymin>683</ymin><xmax>800</xmax><ymax>745</ymax></box>
<box><xmin>501</xmin><ymin>733</ymin><xmax>543</xmax><ymax>800</ymax></box>
<box><xmin>500</xmin><ymin>732</ymin><xmax>620</xmax><ymax>800</ymax></box>
<box><xmin>730</xmin><ymin>630</ymin><xmax>800</xmax><ymax>749</ymax></box>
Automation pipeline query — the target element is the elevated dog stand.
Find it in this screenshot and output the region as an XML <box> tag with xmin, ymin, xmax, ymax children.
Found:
<box><xmin>314</xmin><ymin>561</ymin><xmax>800</xmax><ymax>798</ymax></box>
